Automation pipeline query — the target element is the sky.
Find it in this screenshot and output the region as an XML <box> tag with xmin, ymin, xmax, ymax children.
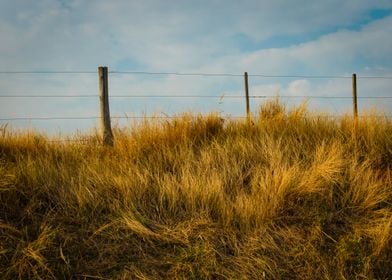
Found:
<box><xmin>1</xmin><ymin>0</ymin><xmax>392</xmax><ymax>135</ymax></box>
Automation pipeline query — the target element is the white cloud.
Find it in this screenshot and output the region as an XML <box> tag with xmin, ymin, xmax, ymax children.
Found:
<box><xmin>1</xmin><ymin>0</ymin><xmax>392</xmax><ymax>70</ymax></box>
<box><xmin>207</xmin><ymin>15</ymin><xmax>392</xmax><ymax>75</ymax></box>
<box><xmin>287</xmin><ymin>80</ymin><xmax>311</xmax><ymax>96</ymax></box>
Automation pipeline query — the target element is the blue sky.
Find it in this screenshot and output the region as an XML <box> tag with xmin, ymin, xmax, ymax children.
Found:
<box><xmin>1</xmin><ymin>0</ymin><xmax>392</xmax><ymax>134</ymax></box>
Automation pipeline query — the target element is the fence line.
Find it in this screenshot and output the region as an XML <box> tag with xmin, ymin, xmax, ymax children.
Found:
<box><xmin>1</xmin><ymin>67</ymin><xmax>392</xmax><ymax>145</ymax></box>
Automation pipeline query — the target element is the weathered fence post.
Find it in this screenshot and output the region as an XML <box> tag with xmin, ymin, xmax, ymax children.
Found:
<box><xmin>244</xmin><ymin>72</ymin><xmax>250</xmax><ymax>118</ymax></box>
<box><xmin>352</xmin><ymin>73</ymin><xmax>359</xmax><ymax>152</ymax></box>
<box><xmin>352</xmin><ymin>73</ymin><xmax>358</xmax><ymax>119</ymax></box>
<box><xmin>98</xmin><ymin>66</ymin><xmax>113</xmax><ymax>146</ymax></box>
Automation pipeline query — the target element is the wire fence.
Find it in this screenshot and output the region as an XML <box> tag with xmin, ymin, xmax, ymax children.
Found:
<box><xmin>1</xmin><ymin>69</ymin><xmax>391</xmax><ymax>141</ymax></box>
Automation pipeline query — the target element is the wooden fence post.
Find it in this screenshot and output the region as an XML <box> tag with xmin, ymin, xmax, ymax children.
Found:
<box><xmin>244</xmin><ymin>72</ymin><xmax>250</xmax><ymax>117</ymax></box>
<box><xmin>98</xmin><ymin>66</ymin><xmax>113</xmax><ymax>146</ymax></box>
<box><xmin>352</xmin><ymin>73</ymin><xmax>359</xmax><ymax>152</ymax></box>
<box><xmin>352</xmin><ymin>73</ymin><xmax>358</xmax><ymax>119</ymax></box>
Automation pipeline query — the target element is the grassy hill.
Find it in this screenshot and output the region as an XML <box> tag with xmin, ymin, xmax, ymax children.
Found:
<box><xmin>1</xmin><ymin>101</ymin><xmax>391</xmax><ymax>279</ymax></box>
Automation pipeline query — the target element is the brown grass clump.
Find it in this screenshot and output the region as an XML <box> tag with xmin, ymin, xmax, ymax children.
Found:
<box><xmin>1</xmin><ymin>101</ymin><xmax>391</xmax><ymax>279</ymax></box>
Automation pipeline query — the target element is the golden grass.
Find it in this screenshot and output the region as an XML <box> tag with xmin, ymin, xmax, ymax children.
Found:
<box><xmin>1</xmin><ymin>101</ymin><xmax>391</xmax><ymax>279</ymax></box>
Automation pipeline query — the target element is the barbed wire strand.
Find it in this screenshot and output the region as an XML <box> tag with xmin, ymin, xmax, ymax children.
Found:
<box><xmin>0</xmin><ymin>117</ymin><xmax>100</xmax><ymax>121</ymax></box>
<box><xmin>0</xmin><ymin>94</ymin><xmax>391</xmax><ymax>99</ymax></box>
<box><xmin>0</xmin><ymin>95</ymin><xmax>98</xmax><ymax>98</ymax></box>
<box><xmin>0</xmin><ymin>94</ymin><xmax>243</xmax><ymax>98</ymax></box>
<box><xmin>110</xmin><ymin>71</ymin><xmax>392</xmax><ymax>79</ymax></box>
<box><xmin>0</xmin><ymin>71</ymin><xmax>96</xmax><ymax>74</ymax></box>
<box><xmin>110</xmin><ymin>71</ymin><xmax>242</xmax><ymax>77</ymax></box>
<box><xmin>0</xmin><ymin>70</ymin><xmax>392</xmax><ymax>79</ymax></box>
<box><xmin>1</xmin><ymin>115</ymin><xmax>391</xmax><ymax>122</ymax></box>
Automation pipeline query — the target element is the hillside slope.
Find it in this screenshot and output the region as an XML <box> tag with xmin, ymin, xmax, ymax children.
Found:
<box><xmin>1</xmin><ymin>101</ymin><xmax>391</xmax><ymax>279</ymax></box>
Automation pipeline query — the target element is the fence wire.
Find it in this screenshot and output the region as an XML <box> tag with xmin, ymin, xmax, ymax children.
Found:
<box><xmin>1</xmin><ymin>70</ymin><xmax>392</xmax><ymax>79</ymax></box>
<box><xmin>1</xmin><ymin>94</ymin><xmax>391</xmax><ymax>99</ymax></box>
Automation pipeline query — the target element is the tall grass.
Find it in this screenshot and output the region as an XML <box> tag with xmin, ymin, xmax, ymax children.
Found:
<box><xmin>1</xmin><ymin>101</ymin><xmax>391</xmax><ymax>279</ymax></box>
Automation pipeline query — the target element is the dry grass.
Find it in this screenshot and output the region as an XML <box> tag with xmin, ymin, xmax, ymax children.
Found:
<box><xmin>1</xmin><ymin>101</ymin><xmax>391</xmax><ymax>279</ymax></box>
